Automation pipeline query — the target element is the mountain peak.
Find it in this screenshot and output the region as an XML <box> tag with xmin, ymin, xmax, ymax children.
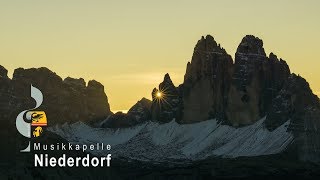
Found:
<box><xmin>269</xmin><ymin>52</ymin><xmax>278</xmax><ymax>60</ymax></box>
<box><xmin>0</xmin><ymin>65</ymin><xmax>8</xmax><ymax>78</ymax></box>
<box><xmin>88</xmin><ymin>80</ymin><xmax>104</xmax><ymax>91</ymax></box>
<box><xmin>164</xmin><ymin>73</ymin><xmax>172</xmax><ymax>82</ymax></box>
<box><xmin>64</xmin><ymin>77</ymin><xmax>86</xmax><ymax>88</ymax></box>
<box><xmin>159</xmin><ymin>73</ymin><xmax>175</xmax><ymax>90</ymax></box>
<box><xmin>236</xmin><ymin>35</ymin><xmax>266</xmax><ymax>56</ymax></box>
<box><xmin>194</xmin><ymin>35</ymin><xmax>225</xmax><ymax>53</ymax></box>
<box><xmin>12</xmin><ymin>67</ymin><xmax>63</xmax><ymax>83</ymax></box>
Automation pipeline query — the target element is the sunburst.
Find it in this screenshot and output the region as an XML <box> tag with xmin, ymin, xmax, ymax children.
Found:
<box><xmin>154</xmin><ymin>86</ymin><xmax>175</xmax><ymax>109</ymax></box>
<box><xmin>156</xmin><ymin>91</ymin><xmax>162</xmax><ymax>98</ymax></box>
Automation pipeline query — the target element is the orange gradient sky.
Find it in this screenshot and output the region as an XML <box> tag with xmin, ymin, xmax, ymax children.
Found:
<box><xmin>0</xmin><ymin>0</ymin><xmax>319</xmax><ymax>112</ymax></box>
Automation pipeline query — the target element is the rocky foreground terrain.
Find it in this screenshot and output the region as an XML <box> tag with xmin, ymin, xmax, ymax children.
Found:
<box><xmin>1</xmin><ymin>34</ymin><xmax>320</xmax><ymax>179</ymax></box>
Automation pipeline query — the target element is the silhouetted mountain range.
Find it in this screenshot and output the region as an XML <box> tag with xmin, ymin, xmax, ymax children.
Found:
<box><xmin>1</xmin><ymin>35</ymin><xmax>320</xmax><ymax>179</ymax></box>
<box><xmin>0</xmin><ymin>66</ymin><xmax>112</xmax><ymax>125</ymax></box>
<box><xmin>149</xmin><ymin>35</ymin><xmax>320</xmax><ymax>162</ymax></box>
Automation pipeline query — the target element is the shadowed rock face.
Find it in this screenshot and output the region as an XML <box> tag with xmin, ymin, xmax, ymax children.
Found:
<box><xmin>178</xmin><ymin>35</ymin><xmax>233</xmax><ymax>123</ymax></box>
<box><xmin>148</xmin><ymin>34</ymin><xmax>320</xmax><ymax>162</ymax></box>
<box><xmin>0</xmin><ymin>65</ymin><xmax>8</xmax><ymax>78</ymax></box>
<box><xmin>150</xmin><ymin>35</ymin><xmax>320</xmax><ymax>163</ymax></box>
<box><xmin>101</xmin><ymin>97</ymin><xmax>152</xmax><ymax>128</ymax></box>
<box><xmin>128</xmin><ymin>97</ymin><xmax>152</xmax><ymax>122</ymax></box>
<box><xmin>64</xmin><ymin>77</ymin><xmax>86</xmax><ymax>88</ymax></box>
<box><xmin>226</xmin><ymin>35</ymin><xmax>267</xmax><ymax>125</ymax></box>
<box><xmin>226</xmin><ymin>36</ymin><xmax>291</xmax><ymax>126</ymax></box>
<box><xmin>265</xmin><ymin>74</ymin><xmax>320</xmax><ymax>162</ymax></box>
<box><xmin>150</xmin><ymin>35</ymin><xmax>318</xmax><ymax>126</ymax></box>
<box><xmin>151</xmin><ymin>73</ymin><xmax>180</xmax><ymax>123</ymax></box>
<box><xmin>150</xmin><ymin>35</ymin><xmax>296</xmax><ymax>126</ymax></box>
<box><xmin>0</xmin><ymin>66</ymin><xmax>112</xmax><ymax>126</ymax></box>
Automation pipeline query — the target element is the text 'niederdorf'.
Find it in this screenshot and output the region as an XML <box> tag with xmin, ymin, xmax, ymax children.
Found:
<box><xmin>33</xmin><ymin>142</ymin><xmax>112</xmax><ymax>167</ymax></box>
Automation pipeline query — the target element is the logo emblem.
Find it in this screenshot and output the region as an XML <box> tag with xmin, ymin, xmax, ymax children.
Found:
<box><xmin>30</xmin><ymin>111</ymin><xmax>47</xmax><ymax>137</ymax></box>
<box><xmin>16</xmin><ymin>85</ymin><xmax>47</xmax><ymax>152</ymax></box>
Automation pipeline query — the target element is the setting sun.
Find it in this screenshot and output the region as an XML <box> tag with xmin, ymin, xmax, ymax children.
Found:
<box><xmin>156</xmin><ymin>91</ymin><xmax>162</xmax><ymax>98</ymax></box>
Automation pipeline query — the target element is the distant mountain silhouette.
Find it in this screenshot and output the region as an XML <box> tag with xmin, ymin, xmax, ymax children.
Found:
<box><xmin>0</xmin><ymin>66</ymin><xmax>112</xmax><ymax>125</ymax></box>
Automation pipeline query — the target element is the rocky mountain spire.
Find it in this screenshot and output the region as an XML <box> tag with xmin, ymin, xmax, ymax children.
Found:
<box><xmin>151</xmin><ymin>34</ymin><xmax>319</xmax><ymax>131</ymax></box>
<box><xmin>194</xmin><ymin>35</ymin><xmax>226</xmax><ymax>53</ymax></box>
<box><xmin>151</xmin><ymin>73</ymin><xmax>179</xmax><ymax>123</ymax></box>
<box><xmin>179</xmin><ymin>35</ymin><xmax>233</xmax><ymax>123</ymax></box>
<box><xmin>236</xmin><ymin>35</ymin><xmax>266</xmax><ymax>56</ymax></box>
<box><xmin>226</xmin><ymin>35</ymin><xmax>268</xmax><ymax>126</ymax></box>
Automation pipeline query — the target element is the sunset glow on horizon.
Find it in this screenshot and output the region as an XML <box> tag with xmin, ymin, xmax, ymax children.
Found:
<box><xmin>1</xmin><ymin>0</ymin><xmax>319</xmax><ymax>111</ymax></box>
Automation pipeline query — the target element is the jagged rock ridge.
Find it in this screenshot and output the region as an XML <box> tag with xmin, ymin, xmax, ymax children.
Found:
<box><xmin>0</xmin><ymin>66</ymin><xmax>112</xmax><ymax>125</ymax></box>
<box><xmin>101</xmin><ymin>97</ymin><xmax>152</xmax><ymax>128</ymax></box>
<box><xmin>149</xmin><ymin>35</ymin><xmax>320</xmax><ymax>162</ymax></box>
<box><xmin>150</xmin><ymin>35</ymin><xmax>317</xmax><ymax>126</ymax></box>
<box><xmin>151</xmin><ymin>73</ymin><xmax>180</xmax><ymax>123</ymax></box>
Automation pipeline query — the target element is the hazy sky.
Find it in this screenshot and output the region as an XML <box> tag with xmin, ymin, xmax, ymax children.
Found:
<box><xmin>1</xmin><ymin>0</ymin><xmax>319</xmax><ymax>111</ymax></box>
